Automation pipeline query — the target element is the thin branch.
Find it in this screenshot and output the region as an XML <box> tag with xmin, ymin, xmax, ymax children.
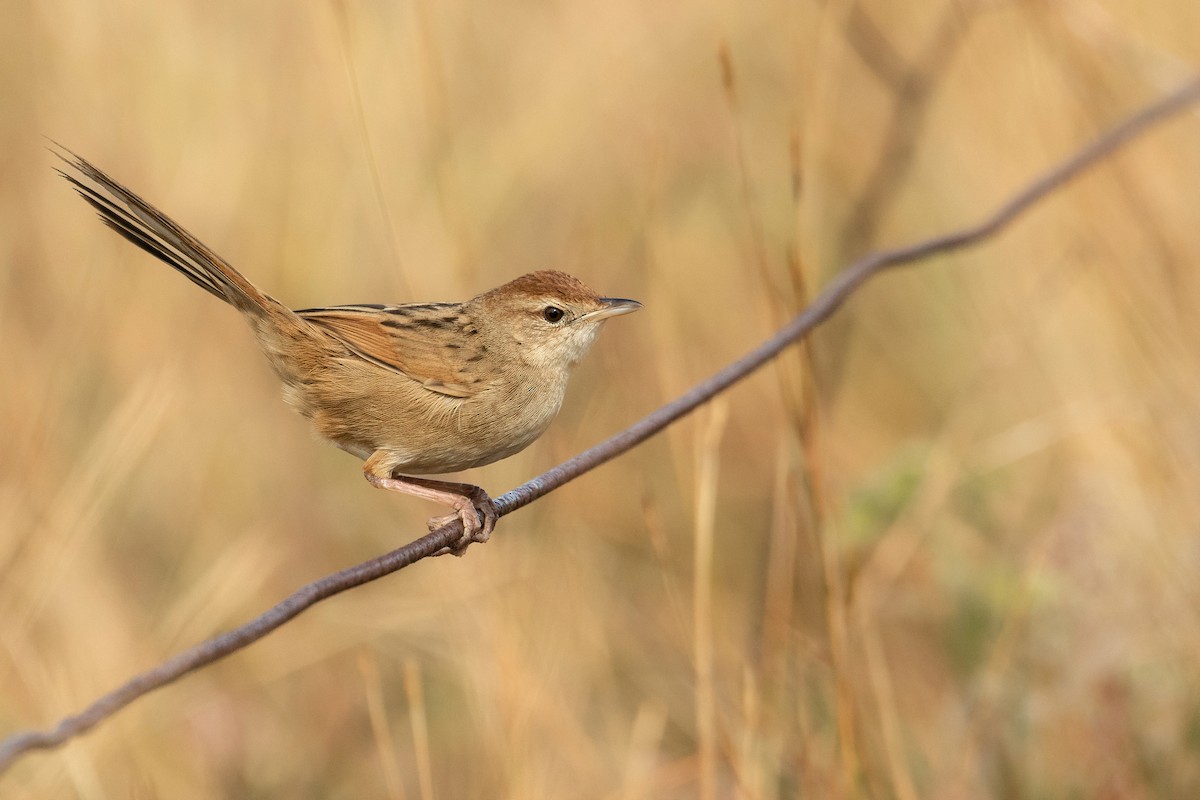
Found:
<box><xmin>3</xmin><ymin>77</ymin><xmax>1199</xmax><ymax>777</ymax></box>
<box><xmin>840</xmin><ymin>0</ymin><xmax>981</xmax><ymax>257</ymax></box>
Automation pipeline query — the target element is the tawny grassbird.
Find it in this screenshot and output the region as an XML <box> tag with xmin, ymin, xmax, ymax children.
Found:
<box><xmin>57</xmin><ymin>149</ymin><xmax>641</xmax><ymax>554</ymax></box>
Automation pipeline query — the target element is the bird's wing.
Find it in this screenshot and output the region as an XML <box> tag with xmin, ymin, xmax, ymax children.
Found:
<box><xmin>297</xmin><ymin>303</ymin><xmax>487</xmax><ymax>399</ymax></box>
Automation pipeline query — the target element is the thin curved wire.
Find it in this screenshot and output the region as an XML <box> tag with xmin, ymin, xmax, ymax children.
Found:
<box><xmin>3</xmin><ymin>76</ymin><xmax>1198</xmax><ymax>776</ymax></box>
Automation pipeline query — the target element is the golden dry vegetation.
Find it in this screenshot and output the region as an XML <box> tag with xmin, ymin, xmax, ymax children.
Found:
<box><xmin>3</xmin><ymin>1</ymin><xmax>1200</xmax><ymax>797</ymax></box>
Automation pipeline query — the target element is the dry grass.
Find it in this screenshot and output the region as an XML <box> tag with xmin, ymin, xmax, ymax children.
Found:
<box><xmin>3</xmin><ymin>0</ymin><xmax>1200</xmax><ymax>796</ymax></box>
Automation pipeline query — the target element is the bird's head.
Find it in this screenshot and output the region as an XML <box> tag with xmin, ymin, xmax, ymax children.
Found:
<box><xmin>473</xmin><ymin>270</ymin><xmax>641</xmax><ymax>373</ymax></box>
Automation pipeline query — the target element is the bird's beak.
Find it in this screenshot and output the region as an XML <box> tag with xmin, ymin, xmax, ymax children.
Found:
<box><xmin>581</xmin><ymin>297</ymin><xmax>643</xmax><ymax>322</ymax></box>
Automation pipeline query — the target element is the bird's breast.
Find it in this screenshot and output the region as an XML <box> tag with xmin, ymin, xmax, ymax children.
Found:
<box><xmin>454</xmin><ymin>374</ymin><xmax>567</xmax><ymax>467</ymax></box>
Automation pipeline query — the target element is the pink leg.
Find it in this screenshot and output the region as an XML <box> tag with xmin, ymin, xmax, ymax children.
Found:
<box><xmin>364</xmin><ymin>456</ymin><xmax>497</xmax><ymax>556</ymax></box>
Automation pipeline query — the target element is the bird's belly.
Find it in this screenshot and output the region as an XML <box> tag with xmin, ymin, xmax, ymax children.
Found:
<box><xmin>309</xmin><ymin>374</ymin><xmax>566</xmax><ymax>476</ymax></box>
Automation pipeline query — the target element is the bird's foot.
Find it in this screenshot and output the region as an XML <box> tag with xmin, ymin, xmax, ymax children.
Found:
<box><xmin>363</xmin><ymin>457</ymin><xmax>499</xmax><ymax>557</ymax></box>
<box><xmin>427</xmin><ymin>485</ymin><xmax>497</xmax><ymax>556</ymax></box>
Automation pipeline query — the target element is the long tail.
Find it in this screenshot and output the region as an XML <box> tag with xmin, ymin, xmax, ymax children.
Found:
<box><xmin>55</xmin><ymin>146</ymin><xmax>274</xmax><ymax>316</ymax></box>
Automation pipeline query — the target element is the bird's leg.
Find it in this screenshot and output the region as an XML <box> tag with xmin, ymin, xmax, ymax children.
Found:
<box><xmin>363</xmin><ymin>456</ymin><xmax>497</xmax><ymax>556</ymax></box>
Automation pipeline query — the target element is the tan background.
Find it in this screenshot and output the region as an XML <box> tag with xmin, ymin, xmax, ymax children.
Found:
<box><xmin>3</xmin><ymin>1</ymin><xmax>1200</xmax><ymax>797</ymax></box>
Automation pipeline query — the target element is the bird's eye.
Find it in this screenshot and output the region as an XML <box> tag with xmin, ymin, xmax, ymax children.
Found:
<box><xmin>542</xmin><ymin>305</ymin><xmax>565</xmax><ymax>323</ymax></box>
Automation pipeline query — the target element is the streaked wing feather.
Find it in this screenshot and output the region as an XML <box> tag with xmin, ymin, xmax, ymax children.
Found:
<box><xmin>298</xmin><ymin>306</ymin><xmax>480</xmax><ymax>398</ymax></box>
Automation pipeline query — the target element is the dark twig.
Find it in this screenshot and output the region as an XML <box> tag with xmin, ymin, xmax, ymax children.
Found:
<box><xmin>840</xmin><ymin>0</ymin><xmax>981</xmax><ymax>257</ymax></box>
<box><xmin>3</xmin><ymin>77</ymin><xmax>1199</xmax><ymax>777</ymax></box>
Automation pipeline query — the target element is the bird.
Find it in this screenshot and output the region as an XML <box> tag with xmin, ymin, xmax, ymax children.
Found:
<box><xmin>55</xmin><ymin>148</ymin><xmax>641</xmax><ymax>554</ymax></box>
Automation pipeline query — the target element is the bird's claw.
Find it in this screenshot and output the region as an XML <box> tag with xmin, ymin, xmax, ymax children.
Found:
<box><xmin>427</xmin><ymin>487</ymin><xmax>497</xmax><ymax>557</ymax></box>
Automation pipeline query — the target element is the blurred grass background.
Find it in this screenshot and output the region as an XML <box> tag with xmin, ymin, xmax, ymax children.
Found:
<box><xmin>3</xmin><ymin>0</ymin><xmax>1200</xmax><ymax>797</ymax></box>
